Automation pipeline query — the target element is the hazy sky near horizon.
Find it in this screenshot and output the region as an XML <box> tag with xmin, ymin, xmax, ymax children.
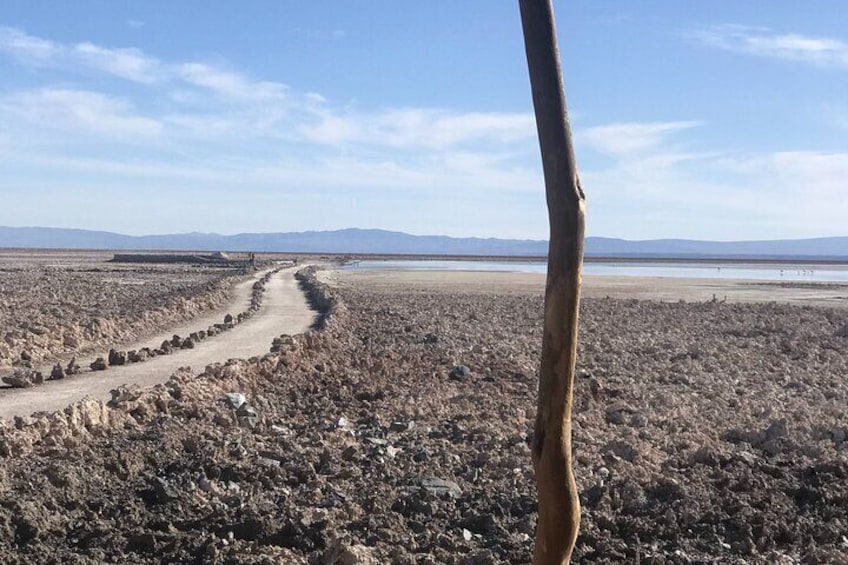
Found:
<box><xmin>0</xmin><ymin>1</ymin><xmax>845</xmax><ymax>240</ymax></box>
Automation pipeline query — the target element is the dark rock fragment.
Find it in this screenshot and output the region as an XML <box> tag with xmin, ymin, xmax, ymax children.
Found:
<box><xmin>449</xmin><ymin>365</ymin><xmax>471</xmax><ymax>380</ymax></box>
<box><xmin>50</xmin><ymin>363</ymin><xmax>65</xmax><ymax>380</ymax></box>
<box><xmin>66</xmin><ymin>357</ymin><xmax>80</xmax><ymax>375</ymax></box>
<box><xmin>90</xmin><ymin>357</ymin><xmax>107</xmax><ymax>371</ymax></box>
<box><xmin>108</xmin><ymin>349</ymin><xmax>126</xmax><ymax>366</ymax></box>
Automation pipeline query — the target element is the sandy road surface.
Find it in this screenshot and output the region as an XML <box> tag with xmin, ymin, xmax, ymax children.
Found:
<box><xmin>0</xmin><ymin>267</ymin><xmax>315</xmax><ymax>419</ymax></box>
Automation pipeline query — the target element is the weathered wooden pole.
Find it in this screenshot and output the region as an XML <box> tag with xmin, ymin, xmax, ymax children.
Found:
<box><xmin>519</xmin><ymin>0</ymin><xmax>586</xmax><ymax>563</ymax></box>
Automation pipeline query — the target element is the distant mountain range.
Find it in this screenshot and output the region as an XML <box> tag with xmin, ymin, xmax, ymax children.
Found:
<box><xmin>0</xmin><ymin>226</ymin><xmax>846</xmax><ymax>260</ymax></box>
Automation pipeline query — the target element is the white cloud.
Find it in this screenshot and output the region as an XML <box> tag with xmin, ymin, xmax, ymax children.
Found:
<box><xmin>580</xmin><ymin>121</ymin><xmax>701</xmax><ymax>156</ymax></box>
<box><xmin>1</xmin><ymin>88</ymin><xmax>162</xmax><ymax>137</ymax></box>
<box><xmin>692</xmin><ymin>24</ymin><xmax>848</xmax><ymax>68</ymax></box>
<box><xmin>73</xmin><ymin>42</ymin><xmax>160</xmax><ymax>83</ymax></box>
<box><xmin>0</xmin><ymin>26</ymin><xmax>287</xmax><ymax>101</ymax></box>
<box><xmin>0</xmin><ymin>26</ymin><xmax>59</xmax><ymax>62</ymax></box>
<box><xmin>577</xmin><ymin>118</ymin><xmax>848</xmax><ymax>238</ymax></box>
<box><xmin>2</xmin><ymin>27</ymin><xmax>844</xmax><ymax>239</ymax></box>
<box><xmin>301</xmin><ymin>107</ymin><xmax>536</xmax><ymax>149</ymax></box>
<box><xmin>177</xmin><ymin>63</ymin><xmax>287</xmax><ymax>101</ymax></box>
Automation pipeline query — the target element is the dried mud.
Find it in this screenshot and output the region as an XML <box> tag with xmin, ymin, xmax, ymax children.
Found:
<box><xmin>0</xmin><ymin>270</ymin><xmax>846</xmax><ymax>563</ymax></box>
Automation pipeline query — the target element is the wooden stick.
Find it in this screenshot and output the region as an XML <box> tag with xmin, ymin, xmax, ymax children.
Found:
<box><xmin>518</xmin><ymin>0</ymin><xmax>586</xmax><ymax>562</ymax></box>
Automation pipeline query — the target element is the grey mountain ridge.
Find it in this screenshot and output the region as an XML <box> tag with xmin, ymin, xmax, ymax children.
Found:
<box><xmin>0</xmin><ymin>226</ymin><xmax>846</xmax><ymax>259</ymax></box>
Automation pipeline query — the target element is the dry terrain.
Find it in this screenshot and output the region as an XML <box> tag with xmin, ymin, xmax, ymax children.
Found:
<box><xmin>0</xmin><ymin>250</ymin><xmax>243</xmax><ymax>370</ymax></box>
<box><xmin>0</xmin><ymin>266</ymin><xmax>845</xmax><ymax>563</ymax></box>
<box><xmin>0</xmin><ymin>266</ymin><xmax>315</xmax><ymax>418</ymax></box>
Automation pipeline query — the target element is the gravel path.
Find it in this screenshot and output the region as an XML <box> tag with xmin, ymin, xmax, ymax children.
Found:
<box><xmin>0</xmin><ymin>267</ymin><xmax>315</xmax><ymax>419</ymax></box>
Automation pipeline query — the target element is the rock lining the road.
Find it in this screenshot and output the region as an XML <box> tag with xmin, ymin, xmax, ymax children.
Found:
<box><xmin>1</xmin><ymin>268</ymin><xmax>281</xmax><ymax>389</ymax></box>
<box><xmin>0</xmin><ymin>265</ymin><xmax>239</xmax><ymax>370</ymax></box>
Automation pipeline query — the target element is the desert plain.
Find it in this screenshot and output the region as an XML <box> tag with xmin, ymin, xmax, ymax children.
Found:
<box><xmin>0</xmin><ymin>251</ymin><xmax>846</xmax><ymax>563</ymax></box>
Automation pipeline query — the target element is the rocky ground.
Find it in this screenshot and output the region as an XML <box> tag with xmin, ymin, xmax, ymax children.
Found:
<box><xmin>0</xmin><ymin>270</ymin><xmax>846</xmax><ymax>563</ymax></box>
<box><xmin>0</xmin><ymin>259</ymin><xmax>241</xmax><ymax>370</ymax></box>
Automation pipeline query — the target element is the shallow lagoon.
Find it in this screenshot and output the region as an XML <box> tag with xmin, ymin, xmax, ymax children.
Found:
<box><xmin>343</xmin><ymin>259</ymin><xmax>848</xmax><ymax>283</ymax></box>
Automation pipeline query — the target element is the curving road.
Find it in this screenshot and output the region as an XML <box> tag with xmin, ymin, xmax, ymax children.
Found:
<box><xmin>0</xmin><ymin>266</ymin><xmax>315</xmax><ymax>419</ymax></box>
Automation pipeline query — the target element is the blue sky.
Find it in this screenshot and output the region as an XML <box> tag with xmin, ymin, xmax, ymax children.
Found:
<box><xmin>0</xmin><ymin>1</ymin><xmax>845</xmax><ymax>240</ymax></box>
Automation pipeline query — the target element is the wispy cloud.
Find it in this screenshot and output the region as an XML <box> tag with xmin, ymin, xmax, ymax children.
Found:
<box><xmin>177</xmin><ymin>63</ymin><xmax>287</xmax><ymax>101</ymax></box>
<box><xmin>0</xmin><ymin>26</ymin><xmax>285</xmax><ymax>100</ymax></box>
<box><xmin>0</xmin><ymin>26</ymin><xmax>59</xmax><ymax>61</ymax></box>
<box><xmin>301</xmin><ymin>107</ymin><xmax>536</xmax><ymax>149</ymax></box>
<box><xmin>692</xmin><ymin>24</ymin><xmax>848</xmax><ymax>68</ymax></box>
<box><xmin>2</xmin><ymin>26</ymin><xmax>843</xmax><ymax>239</ymax></box>
<box><xmin>0</xmin><ymin>24</ymin><xmax>543</xmax><ymax>233</ymax></box>
<box><xmin>73</xmin><ymin>42</ymin><xmax>161</xmax><ymax>83</ymax></box>
<box><xmin>580</xmin><ymin>121</ymin><xmax>701</xmax><ymax>157</ymax></box>
<box><xmin>1</xmin><ymin>88</ymin><xmax>162</xmax><ymax>136</ymax></box>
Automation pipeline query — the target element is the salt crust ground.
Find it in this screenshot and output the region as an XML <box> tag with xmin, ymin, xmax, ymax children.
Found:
<box><xmin>0</xmin><ymin>260</ymin><xmax>238</xmax><ymax>370</ymax></box>
<box><xmin>0</xmin><ymin>270</ymin><xmax>845</xmax><ymax>563</ymax></box>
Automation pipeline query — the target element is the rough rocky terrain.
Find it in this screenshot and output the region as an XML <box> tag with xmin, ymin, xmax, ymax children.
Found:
<box><xmin>0</xmin><ymin>268</ymin><xmax>846</xmax><ymax>563</ymax></box>
<box><xmin>0</xmin><ymin>260</ymin><xmax>241</xmax><ymax>370</ymax></box>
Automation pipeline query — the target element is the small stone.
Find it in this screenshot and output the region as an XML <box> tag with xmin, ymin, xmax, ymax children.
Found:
<box><xmin>90</xmin><ymin>357</ymin><xmax>108</xmax><ymax>371</ymax></box>
<box><xmin>151</xmin><ymin>477</ymin><xmax>179</xmax><ymax>502</ymax></box>
<box><xmin>224</xmin><ymin>314</ymin><xmax>234</xmax><ymax>325</ymax></box>
<box><xmin>225</xmin><ymin>392</ymin><xmax>247</xmax><ymax>409</ymax></box>
<box><xmin>108</xmin><ymin>349</ymin><xmax>126</xmax><ymax>366</ymax></box>
<box><xmin>2</xmin><ymin>370</ymin><xmax>33</xmax><ymax>388</ymax></box>
<box><xmin>366</xmin><ymin>437</ymin><xmax>387</xmax><ymax>446</ymax></box>
<box><xmin>449</xmin><ymin>365</ymin><xmax>471</xmax><ymax>380</ymax></box>
<box><xmin>170</xmin><ymin>335</ymin><xmax>182</xmax><ymax>348</ymax></box>
<box><xmin>390</xmin><ymin>420</ymin><xmax>415</xmax><ymax>433</ymax></box>
<box><xmin>50</xmin><ymin>363</ymin><xmax>65</xmax><ymax>380</ymax></box>
<box><xmin>236</xmin><ymin>403</ymin><xmax>258</xmax><ymax>428</ymax></box>
<box><xmin>462</xmin><ymin>528</ymin><xmax>473</xmax><ymax>541</ymax></box>
<box><xmin>128</xmin><ymin>349</ymin><xmax>149</xmax><ymax>363</ymax></box>
<box><xmin>415</xmin><ymin>477</ymin><xmax>462</xmax><ymax>498</ymax></box>
<box><xmin>66</xmin><ymin>357</ymin><xmax>80</xmax><ymax>375</ymax></box>
<box><xmin>323</xmin><ymin>540</ymin><xmax>377</xmax><ymax>565</ymax></box>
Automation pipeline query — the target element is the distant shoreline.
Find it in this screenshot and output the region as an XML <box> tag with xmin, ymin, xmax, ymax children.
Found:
<box><xmin>1</xmin><ymin>247</ymin><xmax>847</xmax><ymax>266</ymax></box>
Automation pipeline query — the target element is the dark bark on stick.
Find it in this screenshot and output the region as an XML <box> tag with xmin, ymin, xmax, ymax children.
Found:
<box><xmin>519</xmin><ymin>0</ymin><xmax>586</xmax><ymax>563</ymax></box>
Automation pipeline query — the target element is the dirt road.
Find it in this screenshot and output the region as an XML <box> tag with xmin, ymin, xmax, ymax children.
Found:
<box><xmin>0</xmin><ymin>266</ymin><xmax>315</xmax><ymax>419</ymax></box>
